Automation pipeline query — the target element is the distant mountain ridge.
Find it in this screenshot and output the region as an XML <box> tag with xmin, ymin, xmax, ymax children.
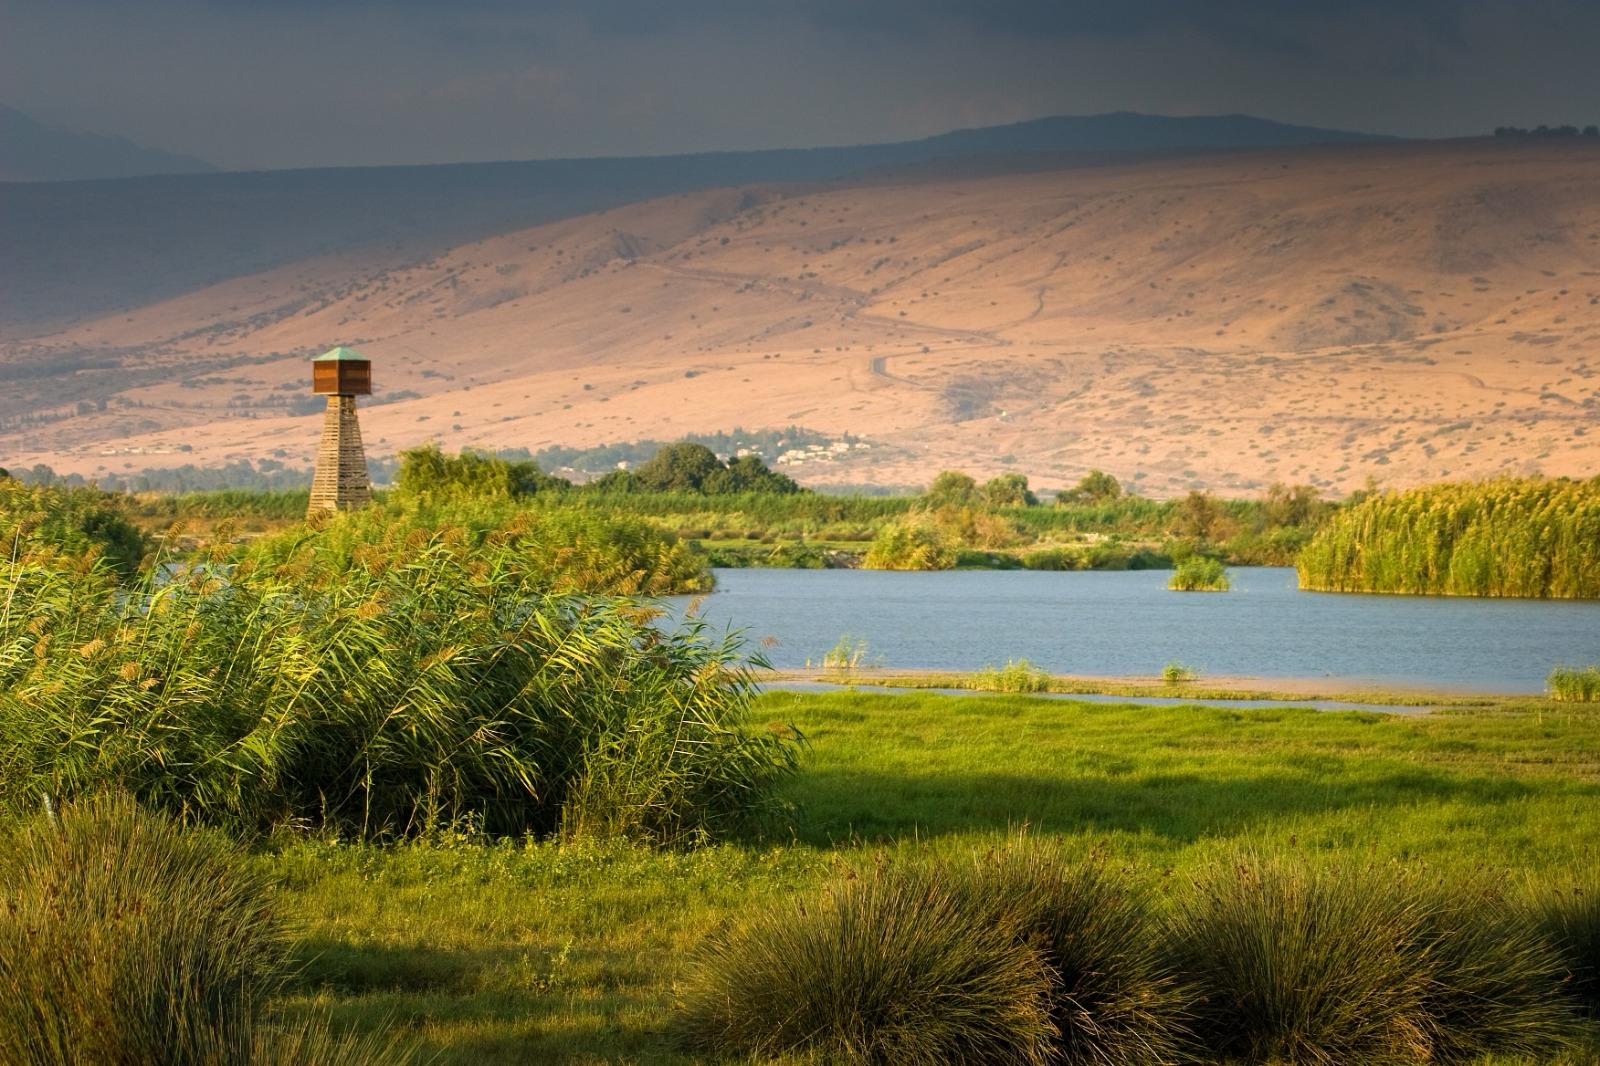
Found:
<box><xmin>0</xmin><ymin>110</ymin><xmax>1389</xmax><ymax>333</ymax></box>
<box><xmin>0</xmin><ymin>104</ymin><xmax>216</xmax><ymax>182</ymax></box>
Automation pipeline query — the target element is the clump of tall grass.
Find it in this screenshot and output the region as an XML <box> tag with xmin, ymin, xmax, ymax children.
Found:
<box><xmin>0</xmin><ymin>794</ymin><xmax>286</xmax><ymax>1064</ymax></box>
<box><xmin>821</xmin><ymin>633</ymin><xmax>873</xmax><ymax>675</ymax></box>
<box><xmin>863</xmin><ymin>516</ymin><xmax>957</xmax><ymax>570</ymax></box>
<box><xmin>1531</xmin><ymin>874</ymin><xmax>1600</xmax><ymax>1015</ymax></box>
<box><xmin>0</xmin><ymin>533</ymin><xmax>797</xmax><ymax>843</ymax></box>
<box><xmin>1168</xmin><ymin>556</ymin><xmax>1229</xmax><ymax>591</ymax></box>
<box><xmin>677</xmin><ymin>856</ymin><xmax>1058</xmax><ymax>1064</ymax></box>
<box><xmin>951</xmin><ymin>843</ymin><xmax>1193</xmax><ymax>1065</ymax></box>
<box><xmin>1170</xmin><ymin>852</ymin><xmax>1579</xmax><ymax>1065</ymax></box>
<box><xmin>1297</xmin><ymin>476</ymin><xmax>1600</xmax><ymax>598</ymax></box>
<box><xmin>972</xmin><ymin>659</ymin><xmax>1052</xmax><ymax>693</ymax></box>
<box><xmin>1161</xmin><ymin>661</ymin><xmax>1197</xmax><ymax>685</ymax></box>
<box><xmin>1410</xmin><ymin>877</ymin><xmax>1577</xmax><ymax>1063</ymax></box>
<box><xmin>0</xmin><ymin>795</ymin><xmax>419</xmax><ymax>1066</ymax></box>
<box><xmin>1548</xmin><ymin>664</ymin><xmax>1600</xmax><ymax>702</ymax></box>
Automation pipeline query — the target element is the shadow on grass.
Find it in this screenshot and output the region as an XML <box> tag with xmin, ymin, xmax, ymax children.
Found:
<box><xmin>785</xmin><ymin>767</ymin><xmax>1565</xmax><ymax>845</ymax></box>
<box><xmin>287</xmin><ymin>939</ymin><xmax>682</xmax><ymax>1064</ymax></box>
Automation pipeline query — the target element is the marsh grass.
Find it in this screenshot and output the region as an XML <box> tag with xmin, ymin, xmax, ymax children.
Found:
<box><xmin>1297</xmin><ymin>476</ymin><xmax>1600</xmax><ymax>598</ymax></box>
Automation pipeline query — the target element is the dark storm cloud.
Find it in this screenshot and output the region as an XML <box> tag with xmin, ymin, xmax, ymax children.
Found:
<box><xmin>2</xmin><ymin>0</ymin><xmax>1597</xmax><ymax>169</ymax></box>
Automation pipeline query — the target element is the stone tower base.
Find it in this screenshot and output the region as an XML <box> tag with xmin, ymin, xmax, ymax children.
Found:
<box><xmin>308</xmin><ymin>395</ymin><xmax>372</xmax><ymax>514</ymax></box>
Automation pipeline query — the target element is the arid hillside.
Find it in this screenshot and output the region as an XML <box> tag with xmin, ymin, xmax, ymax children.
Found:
<box><xmin>6</xmin><ymin>138</ymin><xmax>1600</xmax><ymax>494</ymax></box>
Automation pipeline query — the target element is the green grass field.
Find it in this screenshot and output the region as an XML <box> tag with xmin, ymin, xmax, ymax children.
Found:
<box><xmin>265</xmin><ymin>691</ymin><xmax>1600</xmax><ymax>1063</ymax></box>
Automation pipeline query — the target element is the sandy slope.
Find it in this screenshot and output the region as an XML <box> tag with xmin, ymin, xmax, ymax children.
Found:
<box><xmin>5</xmin><ymin>139</ymin><xmax>1600</xmax><ymax>494</ymax></box>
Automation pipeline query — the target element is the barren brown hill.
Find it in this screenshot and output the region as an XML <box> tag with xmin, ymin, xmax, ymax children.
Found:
<box><xmin>6</xmin><ymin>138</ymin><xmax>1600</xmax><ymax>494</ymax></box>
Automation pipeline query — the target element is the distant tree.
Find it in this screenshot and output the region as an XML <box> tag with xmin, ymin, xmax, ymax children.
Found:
<box><xmin>1585</xmin><ymin>125</ymin><xmax>1600</xmax><ymax>137</ymax></box>
<box><xmin>0</xmin><ymin>467</ymin><xmax>9</xmax><ymax>480</ymax></box>
<box><xmin>1173</xmin><ymin>490</ymin><xmax>1230</xmax><ymax>543</ymax></box>
<box><xmin>1264</xmin><ymin>482</ymin><xmax>1324</xmax><ymax>527</ymax></box>
<box><xmin>1059</xmin><ymin>469</ymin><xmax>1123</xmax><ymax>504</ymax></box>
<box><xmin>925</xmin><ymin>470</ymin><xmax>979</xmax><ymax>506</ymax></box>
<box><xmin>587</xmin><ymin>469</ymin><xmax>641</xmax><ymax>493</ymax></box>
<box><xmin>634</xmin><ymin>442</ymin><xmax>723</xmax><ymax>492</ymax></box>
<box><xmin>702</xmin><ymin>454</ymin><xmax>802</xmax><ymax>495</ymax></box>
<box><xmin>981</xmin><ymin>472</ymin><xmax>1037</xmax><ymax>507</ymax></box>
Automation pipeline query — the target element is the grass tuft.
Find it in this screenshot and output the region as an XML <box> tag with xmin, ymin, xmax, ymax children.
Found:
<box><xmin>951</xmin><ymin>842</ymin><xmax>1193</xmax><ymax>1065</ymax></box>
<box><xmin>0</xmin><ymin>794</ymin><xmax>288</xmax><ymax>1065</ymax></box>
<box><xmin>1532</xmin><ymin>873</ymin><xmax>1600</xmax><ymax>1016</ymax></box>
<box><xmin>1171</xmin><ymin>853</ymin><xmax>1434</xmax><ymax>1064</ymax></box>
<box><xmin>677</xmin><ymin>856</ymin><xmax>1057</xmax><ymax>1064</ymax></box>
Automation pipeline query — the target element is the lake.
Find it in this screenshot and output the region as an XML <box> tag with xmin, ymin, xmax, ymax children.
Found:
<box><xmin>661</xmin><ymin>567</ymin><xmax>1600</xmax><ymax>694</ymax></box>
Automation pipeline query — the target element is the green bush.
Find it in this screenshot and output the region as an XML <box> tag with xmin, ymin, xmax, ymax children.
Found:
<box><xmin>951</xmin><ymin>844</ymin><xmax>1193</xmax><ymax>1065</ymax></box>
<box><xmin>1168</xmin><ymin>556</ymin><xmax>1229</xmax><ymax>591</ymax></box>
<box><xmin>678</xmin><ymin>857</ymin><xmax>1057</xmax><ymax>1064</ymax></box>
<box><xmin>0</xmin><ymin>479</ymin><xmax>145</xmax><ymax>576</ymax></box>
<box><xmin>0</xmin><ymin>534</ymin><xmax>796</xmax><ymax>843</ymax></box>
<box><xmin>864</xmin><ymin>517</ymin><xmax>957</xmax><ymax>570</ymax></box>
<box><xmin>0</xmin><ymin>795</ymin><xmax>289</xmax><ymax>1065</ymax></box>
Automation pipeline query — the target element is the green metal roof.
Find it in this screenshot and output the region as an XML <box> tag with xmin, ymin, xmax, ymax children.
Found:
<box><xmin>312</xmin><ymin>346</ymin><xmax>370</xmax><ymax>363</ymax></box>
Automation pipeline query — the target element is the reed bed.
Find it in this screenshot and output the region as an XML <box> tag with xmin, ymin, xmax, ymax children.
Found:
<box><xmin>1548</xmin><ymin>665</ymin><xmax>1600</xmax><ymax>702</ymax></box>
<box><xmin>1297</xmin><ymin>476</ymin><xmax>1600</xmax><ymax>598</ymax></box>
<box><xmin>1168</xmin><ymin>557</ymin><xmax>1230</xmax><ymax>591</ymax></box>
<box><xmin>0</xmin><ymin>527</ymin><xmax>796</xmax><ymax>842</ymax></box>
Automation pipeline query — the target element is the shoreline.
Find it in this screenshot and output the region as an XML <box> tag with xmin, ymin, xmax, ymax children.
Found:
<box><xmin>762</xmin><ymin>666</ymin><xmax>1530</xmax><ymax>709</ymax></box>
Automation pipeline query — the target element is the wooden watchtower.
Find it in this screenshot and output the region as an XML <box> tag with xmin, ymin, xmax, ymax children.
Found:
<box><xmin>307</xmin><ymin>346</ymin><xmax>373</xmax><ymax>515</ymax></box>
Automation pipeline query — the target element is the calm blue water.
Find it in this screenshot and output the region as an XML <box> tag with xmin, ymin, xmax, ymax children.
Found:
<box><xmin>661</xmin><ymin>567</ymin><xmax>1600</xmax><ymax>694</ymax></box>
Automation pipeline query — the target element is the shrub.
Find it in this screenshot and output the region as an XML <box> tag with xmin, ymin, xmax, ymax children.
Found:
<box><xmin>678</xmin><ymin>858</ymin><xmax>1057</xmax><ymax>1064</ymax></box>
<box><xmin>951</xmin><ymin>843</ymin><xmax>1193</xmax><ymax>1065</ymax></box>
<box><xmin>0</xmin><ymin>795</ymin><xmax>289</xmax><ymax>1065</ymax></box>
<box><xmin>821</xmin><ymin>634</ymin><xmax>873</xmax><ymax>674</ymax></box>
<box><xmin>1168</xmin><ymin>556</ymin><xmax>1229</xmax><ymax>591</ymax></box>
<box><xmin>1548</xmin><ymin>664</ymin><xmax>1600</xmax><ymax>702</ymax></box>
<box><xmin>864</xmin><ymin>517</ymin><xmax>957</xmax><ymax>570</ymax></box>
<box><xmin>0</xmin><ymin>479</ymin><xmax>145</xmax><ymax>576</ymax></box>
<box><xmin>972</xmin><ymin>659</ymin><xmax>1052</xmax><ymax>693</ymax></box>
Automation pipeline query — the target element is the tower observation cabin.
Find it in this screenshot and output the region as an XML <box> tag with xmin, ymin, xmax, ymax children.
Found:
<box><xmin>307</xmin><ymin>346</ymin><xmax>374</xmax><ymax>515</ymax></box>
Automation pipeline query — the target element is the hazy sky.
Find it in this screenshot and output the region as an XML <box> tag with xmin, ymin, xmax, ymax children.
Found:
<box><xmin>3</xmin><ymin>0</ymin><xmax>1598</xmax><ymax>170</ymax></box>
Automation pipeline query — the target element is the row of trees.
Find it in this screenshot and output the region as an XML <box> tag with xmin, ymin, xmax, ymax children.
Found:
<box><xmin>1493</xmin><ymin>125</ymin><xmax>1600</xmax><ymax>138</ymax></box>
